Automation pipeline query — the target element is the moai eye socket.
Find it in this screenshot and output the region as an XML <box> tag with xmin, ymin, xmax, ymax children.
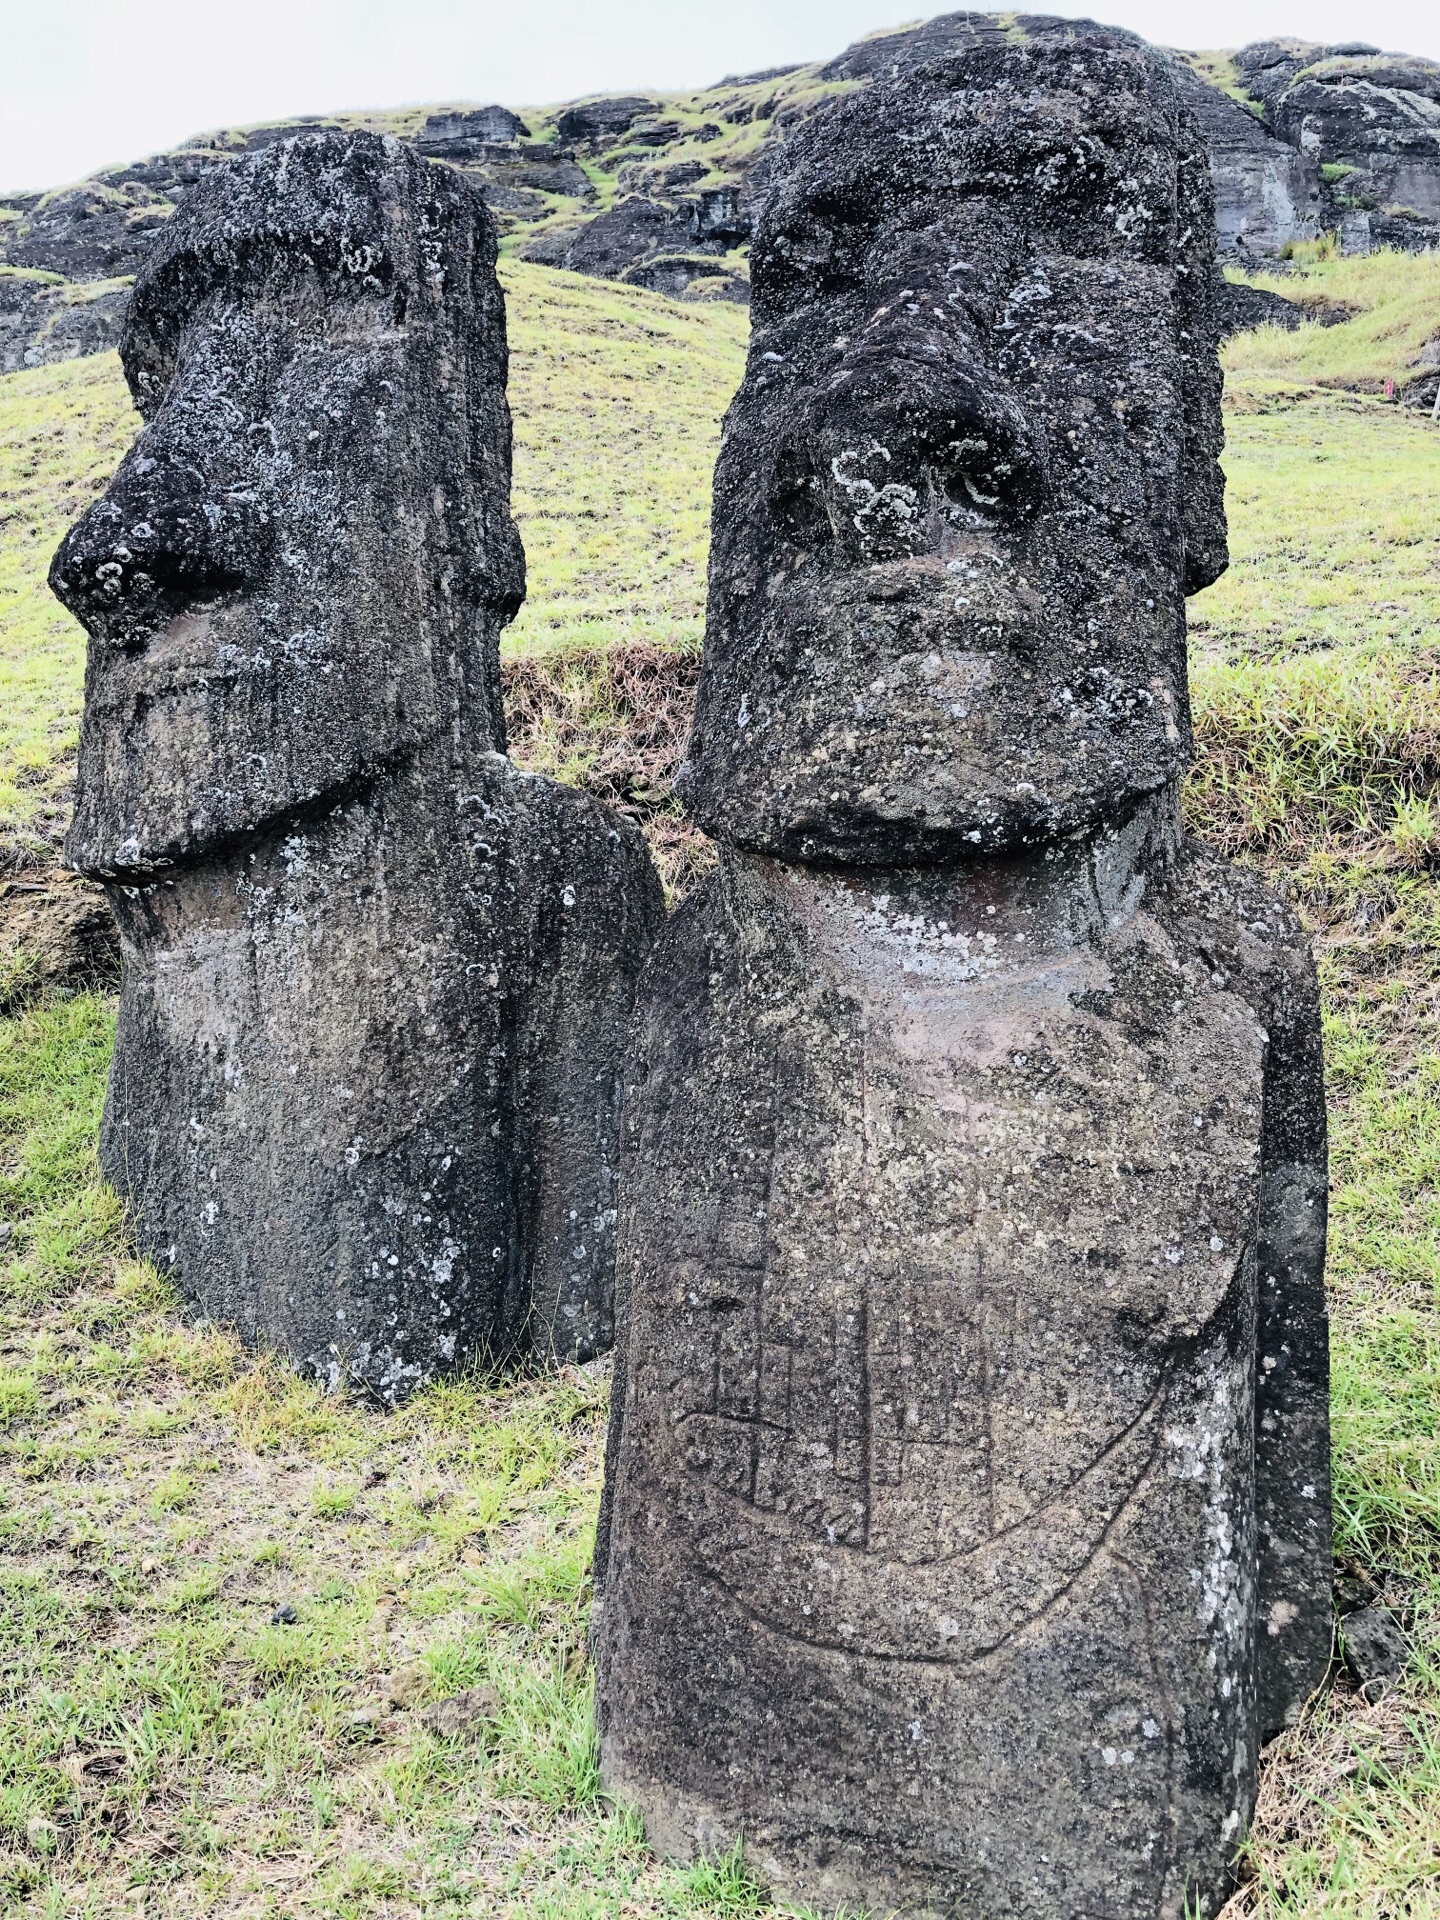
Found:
<box><xmin>927</xmin><ymin>418</ymin><xmax>1047</xmax><ymax>520</ymax></box>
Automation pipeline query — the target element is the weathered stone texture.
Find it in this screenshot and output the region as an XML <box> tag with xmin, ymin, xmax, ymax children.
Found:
<box><xmin>0</xmin><ymin>274</ymin><xmax>128</xmax><ymax>375</ymax></box>
<box><xmin>1168</xmin><ymin>63</ymin><xmax>1322</xmax><ymax>259</ymax></box>
<box><xmin>599</xmin><ymin>819</ymin><xmax>1327</xmax><ymax>1915</ymax></box>
<box><xmin>1236</xmin><ymin>38</ymin><xmax>1440</xmax><ymax>250</ymax></box>
<box><xmin>678</xmin><ymin>25</ymin><xmax>1225</xmax><ymax>865</ymax></box>
<box><xmin>52</xmin><ymin>133</ymin><xmax>663</xmax><ymax>1397</ymax></box>
<box><xmin>596</xmin><ymin>26</ymin><xmax>1329</xmax><ymax>1918</ymax></box>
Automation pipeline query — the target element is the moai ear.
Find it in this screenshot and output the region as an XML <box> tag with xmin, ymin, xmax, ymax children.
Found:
<box><xmin>1176</xmin><ymin>116</ymin><xmax>1229</xmax><ymax>595</ymax></box>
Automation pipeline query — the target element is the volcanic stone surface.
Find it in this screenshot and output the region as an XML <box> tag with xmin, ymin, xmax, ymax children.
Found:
<box><xmin>677</xmin><ymin>20</ymin><xmax>1227</xmax><ymax>866</ymax></box>
<box><xmin>50</xmin><ymin>132</ymin><xmax>663</xmax><ymax>1399</ymax></box>
<box><xmin>1236</xmin><ymin>39</ymin><xmax>1440</xmax><ymax>250</ymax></box>
<box><xmin>595</xmin><ymin>26</ymin><xmax>1330</xmax><ymax>1918</ymax></box>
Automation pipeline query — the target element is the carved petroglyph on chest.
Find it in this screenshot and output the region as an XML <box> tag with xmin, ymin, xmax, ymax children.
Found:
<box><xmin>650</xmin><ymin>863</ymin><xmax>1267</xmax><ymax>1662</ymax></box>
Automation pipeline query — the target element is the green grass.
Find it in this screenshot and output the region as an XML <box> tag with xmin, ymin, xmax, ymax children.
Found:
<box><xmin>1225</xmin><ymin>249</ymin><xmax>1440</xmax><ymax>393</ymax></box>
<box><xmin>502</xmin><ymin>260</ymin><xmax>745</xmax><ymax>658</ymax></box>
<box><xmin>0</xmin><ymin>355</ymin><xmax>139</xmax><ymax>867</ymax></box>
<box><xmin>3</xmin><ymin>249</ymin><xmax>1440</xmax><ymax>1914</ymax></box>
<box><xmin>0</xmin><ymin>997</ymin><xmax>783</xmax><ymax>1916</ymax></box>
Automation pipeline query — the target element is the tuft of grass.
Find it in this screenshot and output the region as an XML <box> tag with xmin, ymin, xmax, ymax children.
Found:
<box><xmin>1225</xmin><ymin>249</ymin><xmax>1440</xmax><ymax>392</ymax></box>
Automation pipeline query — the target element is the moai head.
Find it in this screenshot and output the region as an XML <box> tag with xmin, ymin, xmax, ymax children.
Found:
<box><xmin>53</xmin><ymin>132</ymin><xmax>524</xmax><ymax>877</ymax></box>
<box><xmin>679</xmin><ymin>23</ymin><xmax>1227</xmax><ymax>863</ymax></box>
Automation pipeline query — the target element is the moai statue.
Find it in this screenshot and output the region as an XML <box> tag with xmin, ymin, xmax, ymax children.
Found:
<box><xmin>51</xmin><ymin>133</ymin><xmax>664</xmax><ymax>1400</ymax></box>
<box><xmin>595</xmin><ymin>23</ymin><xmax>1329</xmax><ymax>1919</ymax></box>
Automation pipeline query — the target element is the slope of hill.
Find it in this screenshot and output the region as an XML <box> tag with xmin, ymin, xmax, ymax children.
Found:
<box><xmin>0</xmin><ymin>253</ymin><xmax>1439</xmax><ymax>1914</ymax></box>
<box><xmin>7</xmin><ymin>13</ymin><xmax>1440</xmax><ymax>382</ymax></box>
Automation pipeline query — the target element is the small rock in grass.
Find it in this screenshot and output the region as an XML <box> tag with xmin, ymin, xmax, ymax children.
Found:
<box><xmin>1334</xmin><ymin>1561</ymin><xmax>1381</xmax><ymax>1616</ymax></box>
<box><xmin>419</xmin><ymin>1686</ymin><xmax>501</xmax><ymax>1739</ymax></box>
<box><xmin>270</xmin><ymin>1603</ymin><xmax>299</xmax><ymax>1626</ymax></box>
<box><xmin>25</xmin><ymin>1816</ymin><xmax>59</xmax><ymax>1853</ymax></box>
<box><xmin>1343</xmin><ymin>1606</ymin><xmax>1409</xmax><ymax>1702</ymax></box>
<box><xmin>384</xmin><ymin>1661</ymin><xmax>429</xmax><ymax>1708</ymax></box>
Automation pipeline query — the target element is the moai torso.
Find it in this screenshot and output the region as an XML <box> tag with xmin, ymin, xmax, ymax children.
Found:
<box><xmin>52</xmin><ymin>135</ymin><xmax>662</xmax><ymax>1396</ymax></box>
<box><xmin>596</xmin><ymin>24</ymin><xmax>1328</xmax><ymax>1919</ymax></box>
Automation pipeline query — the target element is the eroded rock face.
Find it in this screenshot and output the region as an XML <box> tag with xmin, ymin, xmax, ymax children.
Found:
<box><xmin>596</xmin><ymin>28</ymin><xmax>1330</xmax><ymax>1918</ymax></box>
<box><xmin>52</xmin><ymin>132</ymin><xmax>663</xmax><ymax>1397</ymax></box>
<box><xmin>1235</xmin><ymin>39</ymin><xmax>1440</xmax><ymax>250</ymax></box>
<box><xmin>678</xmin><ymin>28</ymin><xmax>1226</xmax><ymax>865</ymax></box>
<box><xmin>1169</xmin><ymin>63</ymin><xmax>1322</xmax><ymax>259</ymax></box>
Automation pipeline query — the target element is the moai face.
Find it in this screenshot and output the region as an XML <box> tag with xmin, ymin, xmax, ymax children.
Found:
<box><xmin>53</xmin><ymin>134</ymin><xmax>524</xmax><ymax>878</ymax></box>
<box><xmin>680</xmin><ymin>29</ymin><xmax>1227</xmax><ymax>862</ymax></box>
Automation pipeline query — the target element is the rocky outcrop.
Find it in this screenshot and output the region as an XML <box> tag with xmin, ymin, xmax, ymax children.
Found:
<box><xmin>1170</xmin><ymin>63</ymin><xmax>1322</xmax><ymax>259</ymax></box>
<box><xmin>0</xmin><ymin>272</ymin><xmax>128</xmax><ymax>374</ymax></box>
<box><xmin>595</xmin><ymin>24</ymin><xmax>1330</xmax><ymax>1917</ymax></box>
<box><xmin>520</xmin><ymin>196</ymin><xmax>746</xmax><ymax>300</ymax></box>
<box><xmin>1235</xmin><ymin>39</ymin><xmax>1440</xmax><ymax>250</ymax></box>
<box><xmin>50</xmin><ymin>132</ymin><xmax>664</xmax><ymax>1399</ymax></box>
<box><xmin>9</xmin><ymin>13</ymin><xmax>1440</xmax><ymax>377</ymax></box>
<box><xmin>414</xmin><ymin>105</ymin><xmax>531</xmax><ymax>153</ymax></box>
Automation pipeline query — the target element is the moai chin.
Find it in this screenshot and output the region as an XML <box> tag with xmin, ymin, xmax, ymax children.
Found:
<box><xmin>596</xmin><ymin>24</ymin><xmax>1329</xmax><ymax>1919</ymax></box>
<box><xmin>52</xmin><ymin>133</ymin><xmax>663</xmax><ymax>1400</ymax></box>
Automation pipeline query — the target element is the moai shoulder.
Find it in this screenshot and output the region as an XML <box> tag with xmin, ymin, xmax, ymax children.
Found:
<box><xmin>597</xmin><ymin>22</ymin><xmax>1329</xmax><ymax>1918</ymax></box>
<box><xmin>52</xmin><ymin>133</ymin><xmax>663</xmax><ymax>1398</ymax></box>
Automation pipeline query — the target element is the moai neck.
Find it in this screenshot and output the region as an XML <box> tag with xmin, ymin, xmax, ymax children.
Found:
<box><xmin>740</xmin><ymin>783</ymin><xmax>1184</xmax><ymax>1015</ymax></box>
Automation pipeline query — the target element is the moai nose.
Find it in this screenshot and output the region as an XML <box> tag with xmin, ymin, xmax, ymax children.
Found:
<box><xmin>794</xmin><ymin>338</ymin><xmax>1046</xmax><ymax>562</ymax></box>
<box><xmin>49</xmin><ymin>443</ymin><xmax>271</xmax><ymax>651</ymax></box>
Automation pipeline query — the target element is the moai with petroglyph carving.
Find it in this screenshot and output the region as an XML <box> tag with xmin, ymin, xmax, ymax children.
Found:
<box><xmin>594</xmin><ymin>22</ymin><xmax>1329</xmax><ymax>1918</ymax></box>
<box><xmin>52</xmin><ymin>133</ymin><xmax>663</xmax><ymax>1400</ymax></box>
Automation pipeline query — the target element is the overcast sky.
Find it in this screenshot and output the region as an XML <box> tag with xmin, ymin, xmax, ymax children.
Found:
<box><xmin>4</xmin><ymin>0</ymin><xmax>1440</xmax><ymax>195</ymax></box>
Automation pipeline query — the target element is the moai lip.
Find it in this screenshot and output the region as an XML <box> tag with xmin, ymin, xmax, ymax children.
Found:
<box><xmin>596</xmin><ymin>24</ymin><xmax>1330</xmax><ymax>1918</ymax></box>
<box><xmin>678</xmin><ymin>20</ymin><xmax>1227</xmax><ymax>866</ymax></box>
<box><xmin>52</xmin><ymin>134</ymin><xmax>664</xmax><ymax>1396</ymax></box>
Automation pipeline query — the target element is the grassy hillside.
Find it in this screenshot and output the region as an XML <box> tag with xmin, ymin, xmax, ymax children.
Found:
<box><xmin>1</xmin><ymin>253</ymin><xmax>1439</xmax><ymax>1915</ymax></box>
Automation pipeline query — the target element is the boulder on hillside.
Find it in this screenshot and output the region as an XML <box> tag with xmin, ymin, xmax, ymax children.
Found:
<box><xmin>690</xmin><ymin>185</ymin><xmax>750</xmax><ymax>244</ymax></box>
<box><xmin>415</xmin><ymin>105</ymin><xmax>531</xmax><ymax>154</ymax></box>
<box><xmin>554</xmin><ymin>97</ymin><xmax>658</xmax><ymax>144</ymax></box>
<box><xmin>0</xmin><ymin>872</ymin><xmax>121</xmax><ymax>1013</ymax></box>
<box><xmin>1215</xmin><ymin>277</ymin><xmax>1306</xmax><ymax>339</ymax></box>
<box><xmin>521</xmin><ymin>196</ymin><xmax>696</xmax><ymax>276</ymax></box>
